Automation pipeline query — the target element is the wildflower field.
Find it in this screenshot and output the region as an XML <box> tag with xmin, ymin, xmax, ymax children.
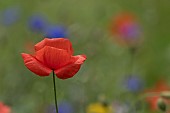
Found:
<box><xmin>0</xmin><ymin>0</ymin><xmax>170</xmax><ymax>113</ymax></box>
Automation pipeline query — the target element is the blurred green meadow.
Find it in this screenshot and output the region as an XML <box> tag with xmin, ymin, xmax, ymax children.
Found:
<box><xmin>0</xmin><ymin>0</ymin><xmax>170</xmax><ymax>113</ymax></box>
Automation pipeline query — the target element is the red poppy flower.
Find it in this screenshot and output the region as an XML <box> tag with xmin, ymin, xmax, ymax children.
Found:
<box><xmin>21</xmin><ymin>38</ymin><xmax>86</xmax><ymax>79</ymax></box>
<box><xmin>0</xmin><ymin>102</ymin><xmax>11</xmax><ymax>113</ymax></box>
<box><xmin>144</xmin><ymin>80</ymin><xmax>170</xmax><ymax>111</ymax></box>
<box><xmin>110</xmin><ymin>12</ymin><xmax>142</xmax><ymax>47</ymax></box>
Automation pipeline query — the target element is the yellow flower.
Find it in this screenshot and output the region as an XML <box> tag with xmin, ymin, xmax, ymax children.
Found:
<box><xmin>86</xmin><ymin>102</ymin><xmax>113</xmax><ymax>113</ymax></box>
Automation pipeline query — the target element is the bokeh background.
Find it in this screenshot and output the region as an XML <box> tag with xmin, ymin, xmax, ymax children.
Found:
<box><xmin>0</xmin><ymin>0</ymin><xmax>170</xmax><ymax>113</ymax></box>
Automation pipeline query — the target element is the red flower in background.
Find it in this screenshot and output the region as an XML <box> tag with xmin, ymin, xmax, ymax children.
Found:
<box><xmin>110</xmin><ymin>12</ymin><xmax>142</xmax><ymax>47</ymax></box>
<box><xmin>21</xmin><ymin>38</ymin><xmax>86</xmax><ymax>79</ymax></box>
<box><xmin>0</xmin><ymin>102</ymin><xmax>11</xmax><ymax>113</ymax></box>
<box><xmin>144</xmin><ymin>80</ymin><xmax>170</xmax><ymax>111</ymax></box>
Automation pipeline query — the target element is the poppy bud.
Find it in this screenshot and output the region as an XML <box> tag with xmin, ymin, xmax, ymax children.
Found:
<box><xmin>161</xmin><ymin>91</ymin><xmax>170</xmax><ymax>99</ymax></box>
<box><xmin>157</xmin><ymin>98</ymin><xmax>166</xmax><ymax>112</ymax></box>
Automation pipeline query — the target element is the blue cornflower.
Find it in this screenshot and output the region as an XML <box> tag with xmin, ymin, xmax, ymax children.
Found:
<box><xmin>58</xmin><ymin>101</ymin><xmax>74</xmax><ymax>113</ymax></box>
<box><xmin>28</xmin><ymin>14</ymin><xmax>48</xmax><ymax>33</ymax></box>
<box><xmin>44</xmin><ymin>25</ymin><xmax>68</xmax><ymax>38</ymax></box>
<box><xmin>0</xmin><ymin>6</ymin><xmax>20</xmax><ymax>26</ymax></box>
<box><xmin>120</xmin><ymin>23</ymin><xmax>141</xmax><ymax>39</ymax></box>
<box><xmin>45</xmin><ymin>101</ymin><xmax>74</xmax><ymax>113</ymax></box>
<box><xmin>124</xmin><ymin>75</ymin><xmax>143</xmax><ymax>92</ymax></box>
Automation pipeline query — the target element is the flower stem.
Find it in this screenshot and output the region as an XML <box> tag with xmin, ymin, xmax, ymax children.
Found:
<box><xmin>129</xmin><ymin>47</ymin><xmax>136</xmax><ymax>75</ymax></box>
<box><xmin>52</xmin><ymin>70</ymin><xmax>58</xmax><ymax>113</ymax></box>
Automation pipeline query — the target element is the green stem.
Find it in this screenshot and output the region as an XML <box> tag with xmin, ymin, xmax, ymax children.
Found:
<box><xmin>129</xmin><ymin>47</ymin><xmax>136</xmax><ymax>75</ymax></box>
<box><xmin>52</xmin><ymin>70</ymin><xmax>58</xmax><ymax>113</ymax></box>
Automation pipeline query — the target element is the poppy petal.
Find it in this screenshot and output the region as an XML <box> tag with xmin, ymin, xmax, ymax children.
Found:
<box><xmin>54</xmin><ymin>55</ymin><xmax>86</xmax><ymax>79</ymax></box>
<box><xmin>35</xmin><ymin>38</ymin><xmax>73</xmax><ymax>55</ymax></box>
<box><xmin>35</xmin><ymin>46</ymin><xmax>71</xmax><ymax>70</ymax></box>
<box><xmin>21</xmin><ymin>53</ymin><xmax>52</xmax><ymax>76</ymax></box>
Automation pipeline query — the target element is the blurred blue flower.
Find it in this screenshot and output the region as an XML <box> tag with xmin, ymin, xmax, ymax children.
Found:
<box><xmin>45</xmin><ymin>101</ymin><xmax>74</xmax><ymax>113</ymax></box>
<box><xmin>0</xmin><ymin>6</ymin><xmax>20</xmax><ymax>26</ymax></box>
<box><xmin>28</xmin><ymin>14</ymin><xmax>48</xmax><ymax>33</ymax></box>
<box><xmin>44</xmin><ymin>25</ymin><xmax>68</xmax><ymax>38</ymax></box>
<box><xmin>124</xmin><ymin>75</ymin><xmax>143</xmax><ymax>92</ymax></box>
<box><xmin>120</xmin><ymin>23</ymin><xmax>141</xmax><ymax>39</ymax></box>
<box><xmin>58</xmin><ymin>101</ymin><xmax>74</xmax><ymax>113</ymax></box>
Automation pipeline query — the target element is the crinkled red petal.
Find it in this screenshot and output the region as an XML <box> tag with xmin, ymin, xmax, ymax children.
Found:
<box><xmin>34</xmin><ymin>38</ymin><xmax>73</xmax><ymax>55</ymax></box>
<box><xmin>21</xmin><ymin>53</ymin><xmax>52</xmax><ymax>76</ymax></box>
<box><xmin>35</xmin><ymin>46</ymin><xmax>71</xmax><ymax>70</ymax></box>
<box><xmin>54</xmin><ymin>55</ymin><xmax>86</xmax><ymax>79</ymax></box>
